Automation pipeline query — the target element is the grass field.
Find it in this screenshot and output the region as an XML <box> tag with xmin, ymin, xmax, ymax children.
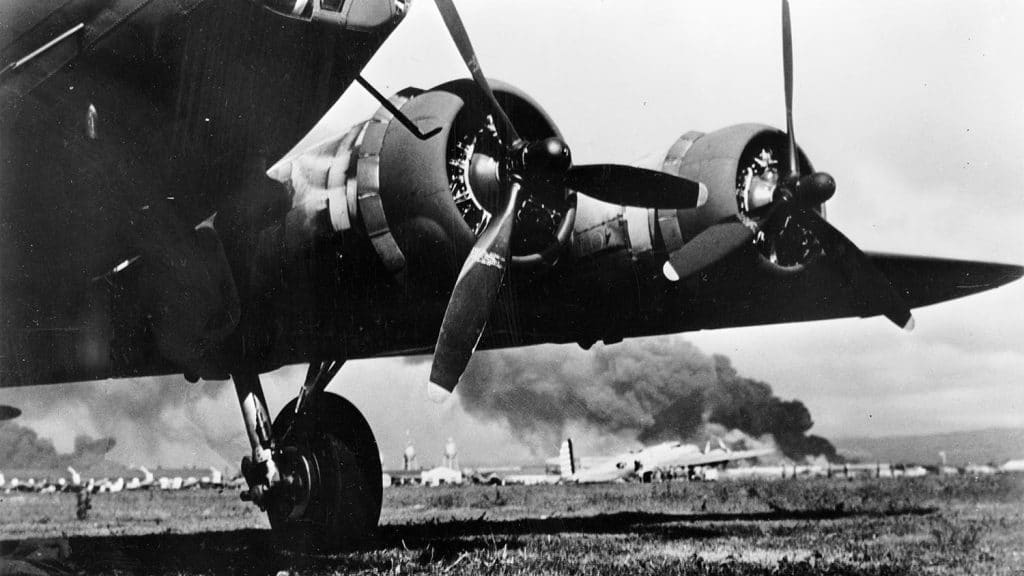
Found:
<box><xmin>2</xmin><ymin>475</ymin><xmax>1022</xmax><ymax>575</ymax></box>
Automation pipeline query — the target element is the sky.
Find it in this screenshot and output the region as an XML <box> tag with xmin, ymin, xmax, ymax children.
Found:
<box><xmin>2</xmin><ymin>0</ymin><xmax>1023</xmax><ymax>470</ymax></box>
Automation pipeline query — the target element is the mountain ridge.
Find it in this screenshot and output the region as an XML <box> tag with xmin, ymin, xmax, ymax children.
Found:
<box><xmin>834</xmin><ymin>427</ymin><xmax>1024</xmax><ymax>466</ymax></box>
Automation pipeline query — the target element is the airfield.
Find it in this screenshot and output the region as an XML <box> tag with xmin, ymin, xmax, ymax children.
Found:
<box><xmin>2</xmin><ymin>474</ymin><xmax>1022</xmax><ymax>575</ymax></box>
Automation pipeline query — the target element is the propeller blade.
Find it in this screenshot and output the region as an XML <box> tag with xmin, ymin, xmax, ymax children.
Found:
<box><xmin>802</xmin><ymin>210</ymin><xmax>914</xmax><ymax>329</ymax></box>
<box><xmin>432</xmin><ymin>0</ymin><xmax>520</xmax><ymax>143</ymax></box>
<box><xmin>566</xmin><ymin>164</ymin><xmax>708</xmax><ymax>209</ymax></box>
<box><xmin>665</xmin><ymin>219</ymin><xmax>754</xmax><ymax>280</ymax></box>
<box><xmin>429</xmin><ymin>182</ymin><xmax>522</xmax><ymax>392</ymax></box>
<box><xmin>0</xmin><ymin>405</ymin><xmax>21</xmax><ymax>421</ymax></box>
<box><xmin>781</xmin><ymin>0</ymin><xmax>799</xmax><ymax>176</ymax></box>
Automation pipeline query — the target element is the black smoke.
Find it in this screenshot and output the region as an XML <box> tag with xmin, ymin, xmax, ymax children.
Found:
<box><xmin>459</xmin><ymin>337</ymin><xmax>837</xmax><ymax>462</ymax></box>
<box><xmin>0</xmin><ymin>421</ymin><xmax>116</xmax><ymax>469</ymax></box>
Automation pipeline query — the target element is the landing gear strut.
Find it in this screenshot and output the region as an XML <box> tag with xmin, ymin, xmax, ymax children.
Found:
<box><xmin>232</xmin><ymin>363</ymin><xmax>382</xmax><ymax>551</ymax></box>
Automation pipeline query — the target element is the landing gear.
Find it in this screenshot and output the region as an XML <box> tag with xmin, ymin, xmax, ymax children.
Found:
<box><xmin>269</xmin><ymin>392</ymin><xmax>383</xmax><ymax>550</ymax></box>
<box><xmin>232</xmin><ymin>364</ymin><xmax>382</xmax><ymax>551</ymax></box>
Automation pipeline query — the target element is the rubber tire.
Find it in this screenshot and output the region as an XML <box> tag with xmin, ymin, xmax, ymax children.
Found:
<box><xmin>268</xmin><ymin>393</ymin><xmax>382</xmax><ymax>552</ymax></box>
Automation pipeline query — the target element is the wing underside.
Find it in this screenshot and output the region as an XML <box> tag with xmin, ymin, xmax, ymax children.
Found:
<box><xmin>866</xmin><ymin>253</ymin><xmax>1023</xmax><ymax>309</ymax></box>
<box><xmin>674</xmin><ymin>249</ymin><xmax>1023</xmax><ymax>332</ymax></box>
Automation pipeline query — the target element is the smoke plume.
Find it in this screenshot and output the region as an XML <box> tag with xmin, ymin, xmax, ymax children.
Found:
<box><xmin>0</xmin><ymin>335</ymin><xmax>835</xmax><ymax>469</ymax></box>
<box><xmin>0</xmin><ymin>377</ymin><xmax>251</xmax><ymax>469</ymax></box>
<box><xmin>0</xmin><ymin>421</ymin><xmax>115</xmax><ymax>469</ymax></box>
<box><xmin>460</xmin><ymin>336</ymin><xmax>837</xmax><ymax>462</ymax></box>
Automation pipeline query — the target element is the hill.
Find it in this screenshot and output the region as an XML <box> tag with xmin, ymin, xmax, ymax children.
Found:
<box><xmin>834</xmin><ymin>427</ymin><xmax>1024</xmax><ymax>466</ymax></box>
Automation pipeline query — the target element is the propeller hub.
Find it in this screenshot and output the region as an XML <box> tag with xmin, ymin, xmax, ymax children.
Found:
<box><xmin>515</xmin><ymin>137</ymin><xmax>572</xmax><ymax>180</ymax></box>
<box><xmin>794</xmin><ymin>172</ymin><xmax>836</xmax><ymax>206</ymax></box>
<box><xmin>774</xmin><ymin>172</ymin><xmax>836</xmax><ymax>207</ymax></box>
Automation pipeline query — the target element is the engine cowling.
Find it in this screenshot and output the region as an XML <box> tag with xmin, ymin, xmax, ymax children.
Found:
<box><xmin>264</xmin><ymin>79</ymin><xmax>576</xmax><ymax>303</ymax></box>
<box><xmin>661</xmin><ymin>123</ymin><xmax>823</xmax><ymax>271</ymax></box>
<box><xmin>377</xmin><ymin>79</ymin><xmax>576</xmax><ymax>276</ymax></box>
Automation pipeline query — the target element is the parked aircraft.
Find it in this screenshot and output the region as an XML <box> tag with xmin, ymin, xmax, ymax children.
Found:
<box><xmin>66</xmin><ymin>467</ymin><xmax>82</xmax><ymax>490</ymax></box>
<box><xmin>200</xmin><ymin>467</ymin><xmax>224</xmax><ymax>488</ymax></box>
<box><xmin>97</xmin><ymin>477</ymin><xmax>125</xmax><ymax>493</ymax></box>
<box><xmin>965</xmin><ymin>464</ymin><xmax>998</xmax><ymax>476</ymax></box>
<box><xmin>1000</xmin><ymin>460</ymin><xmax>1024</xmax><ymax>473</ymax></box>
<box><xmin>557</xmin><ymin>438</ymin><xmax>772</xmax><ymax>484</ymax></box>
<box><xmin>1</xmin><ymin>0</ymin><xmax>1020</xmax><ymax>550</ymax></box>
<box><xmin>0</xmin><ymin>464</ymin><xmax>239</xmax><ymax>493</ymax></box>
<box><xmin>134</xmin><ymin>466</ymin><xmax>155</xmax><ymax>490</ymax></box>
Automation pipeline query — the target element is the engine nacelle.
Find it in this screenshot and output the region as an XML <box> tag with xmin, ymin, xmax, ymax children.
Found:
<box><xmin>267</xmin><ymin>79</ymin><xmax>576</xmax><ymax>299</ymax></box>
<box><xmin>375</xmin><ymin>79</ymin><xmax>576</xmax><ymax>278</ymax></box>
<box><xmin>661</xmin><ymin>124</ymin><xmax>821</xmax><ymax>270</ymax></box>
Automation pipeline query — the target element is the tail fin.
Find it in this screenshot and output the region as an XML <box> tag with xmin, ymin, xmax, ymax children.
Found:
<box><xmin>559</xmin><ymin>439</ymin><xmax>576</xmax><ymax>478</ymax></box>
<box><xmin>717</xmin><ymin>438</ymin><xmax>730</xmax><ymax>452</ymax></box>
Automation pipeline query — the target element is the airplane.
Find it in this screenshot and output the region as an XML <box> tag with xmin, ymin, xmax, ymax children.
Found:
<box><xmin>135</xmin><ymin>465</ymin><xmax>155</xmax><ymax>489</ymax></box>
<box><xmin>66</xmin><ymin>467</ymin><xmax>83</xmax><ymax>490</ymax></box>
<box><xmin>1000</xmin><ymin>460</ymin><xmax>1024</xmax><ymax>474</ymax></box>
<box><xmin>556</xmin><ymin>438</ymin><xmax>772</xmax><ymax>484</ymax></box>
<box><xmin>200</xmin><ymin>466</ymin><xmax>225</xmax><ymax>488</ymax></box>
<box><xmin>1</xmin><ymin>0</ymin><xmax>1021</xmax><ymax>551</ymax></box>
<box><xmin>97</xmin><ymin>476</ymin><xmax>126</xmax><ymax>493</ymax></box>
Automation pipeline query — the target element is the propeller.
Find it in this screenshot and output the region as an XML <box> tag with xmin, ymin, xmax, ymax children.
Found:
<box><xmin>665</xmin><ymin>0</ymin><xmax>913</xmax><ymax>330</ymax></box>
<box><xmin>428</xmin><ymin>0</ymin><xmax>709</xmax><ymax>394</ymax></box>
<box><xmin>0</xmin><ymin>405</ymin><xmax>21</xmax><ymax>421</ymax></box>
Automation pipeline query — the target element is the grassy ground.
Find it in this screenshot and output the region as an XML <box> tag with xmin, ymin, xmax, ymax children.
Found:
<box><xmin>1</xmin><ymin>475</ymin><xmax>1022</xmax><ymax>575</ymax></box>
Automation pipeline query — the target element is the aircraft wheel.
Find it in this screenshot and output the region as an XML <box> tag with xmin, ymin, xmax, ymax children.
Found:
<box><xmin>268</xmin><ymin>392</ymin><xmax>382</xmax><ymax>551</ymax></box>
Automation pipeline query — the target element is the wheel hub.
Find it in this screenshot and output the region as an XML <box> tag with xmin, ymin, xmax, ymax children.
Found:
<box><xmin>270</xmin><ymin>445</ymin><xmax>318</xmax><ymax>520</ymax></box>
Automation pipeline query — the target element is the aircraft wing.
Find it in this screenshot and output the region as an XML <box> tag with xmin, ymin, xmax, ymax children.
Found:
<box><xmin>660</xmin><ymin>448</ymin><xmax>774</xmax><ymax>470</ymax></box>
<box><xmin>865</xmin><ymin>253</ymin><xmax>1023</xmax><ymax>309</ymax></box>
<box><xmin>676</xmin><ymin>249</ymin><xmax>1023</xmax><ymax>332</ymax></box>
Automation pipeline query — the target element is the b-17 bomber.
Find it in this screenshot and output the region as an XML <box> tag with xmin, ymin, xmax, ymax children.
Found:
<box><xmin>1</xmin><ymin>0</ymin><xmax>1020</xmax><ymax>551</ymax></box>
